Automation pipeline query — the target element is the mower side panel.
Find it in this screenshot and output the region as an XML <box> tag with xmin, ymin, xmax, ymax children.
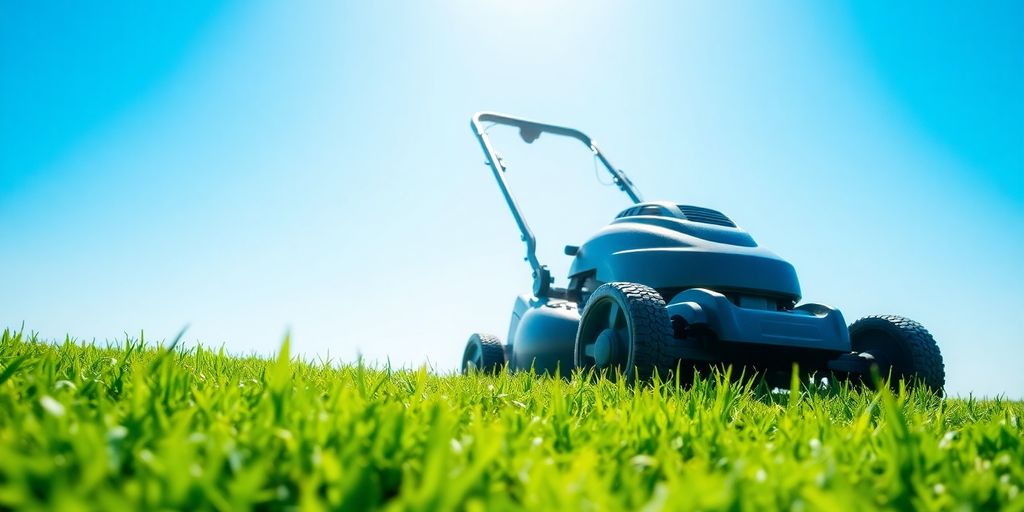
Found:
<box><xmin>666</xmin><ymin>288</ymin><xmax>851</xmax><ymax>351</ymax></box>
<box><xmin>507</xmin><ymin>295</ymin><xmax>580</xmax><ymax>376</ymax></box>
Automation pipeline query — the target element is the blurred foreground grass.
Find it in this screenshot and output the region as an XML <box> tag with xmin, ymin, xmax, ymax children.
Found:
<box><xmin>0</xmin><ymin>328</ymin><xmax>1021</xmax><ymax>511</ymax></box>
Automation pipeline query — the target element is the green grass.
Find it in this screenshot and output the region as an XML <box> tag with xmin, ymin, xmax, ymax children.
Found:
<box><xmin>0</xmin><ymin>328</ymin><xmax>1021</xmax><ymax>511</ymax></box>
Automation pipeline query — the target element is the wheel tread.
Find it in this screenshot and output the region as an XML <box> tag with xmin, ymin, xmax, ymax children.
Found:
<box><xmin>462</xmin><ymin>333</ymin><xmax>506</xmax><ymax>374</ymax></box>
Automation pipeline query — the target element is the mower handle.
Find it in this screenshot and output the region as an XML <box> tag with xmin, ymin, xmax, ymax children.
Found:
<box><xmin>470</xmin><ymin>111</ymin><xmax>643</xmax><ymax>297</ymax></box>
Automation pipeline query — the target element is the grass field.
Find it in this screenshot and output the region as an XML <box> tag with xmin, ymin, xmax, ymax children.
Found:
<box><xmin>0</xmin><ymin>328</ymin><xmax>1021</xmax><ymax>511</ymax></box>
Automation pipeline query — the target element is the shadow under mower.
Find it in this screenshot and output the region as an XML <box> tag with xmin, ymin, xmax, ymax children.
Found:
<box><xmin>460</xmin><ymin>112</ymin><xmax>945</xmax><ymax>392</ymax></box>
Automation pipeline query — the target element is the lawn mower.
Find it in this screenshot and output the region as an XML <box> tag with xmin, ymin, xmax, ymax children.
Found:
<box><xmin>461</xmin><ymin>112</ymin><xmax>945</xmax><ymax>391</ymax></box>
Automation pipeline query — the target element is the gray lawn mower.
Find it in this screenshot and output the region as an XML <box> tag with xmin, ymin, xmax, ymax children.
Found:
<box><xmin>461</xmin><ymin>112</ymin><xmax>945</xmax><ymax>391</ymax></box>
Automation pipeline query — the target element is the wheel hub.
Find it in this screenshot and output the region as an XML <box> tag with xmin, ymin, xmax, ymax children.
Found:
<box><xmin>593</xmin><ymin>328</ymin><xmax>620</xmax><ymax>367</ymax></box>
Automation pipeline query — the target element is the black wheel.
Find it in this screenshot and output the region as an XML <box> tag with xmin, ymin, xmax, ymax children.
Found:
<box><xmin>461</xmin><ymin>333</ymin><xmax>505</xmax><ymax>374</ymax></box>
<box><xmin>849</xmin><ymin>315</ymin><xmax>945</xmax><ymax>392</ymax></box>
<box><xmin>574</xmin><ymin>282</ymin><xmax>677</xmax><ymax>381</ymax></box>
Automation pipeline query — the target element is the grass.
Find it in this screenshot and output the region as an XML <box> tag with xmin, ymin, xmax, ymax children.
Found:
<box><xmin>0</xmin><ymin>328</ymin><xmax>1021</xmax><ymax>511</ymax></box>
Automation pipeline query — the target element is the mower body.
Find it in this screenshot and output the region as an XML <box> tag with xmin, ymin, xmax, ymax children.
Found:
<box><xmin>506</xmin><ymin>201</ymin><xmax>850</xmax><ymax>376</ymax></box>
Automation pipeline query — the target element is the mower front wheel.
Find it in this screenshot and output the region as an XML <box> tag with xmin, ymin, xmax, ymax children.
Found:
<box><xmin>848</xmin><ymin>315</ymin><xmax>945</xmax><ymax>393</ymax></box>
<box><xmin>461</xmin><ymin>333</ymin><xmax>506</xmax><ymax>375</ymax></box>
<box><xmin>574</xmin><ymin>282</ymin><xmax>678</xmax><ymax>381</ymax></box>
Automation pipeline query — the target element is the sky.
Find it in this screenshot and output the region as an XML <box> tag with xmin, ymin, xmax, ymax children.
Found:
<box><xmin>1</xmin><ymin>1</ymin><xmax>1021</xmax><ymax>397</ymax></box>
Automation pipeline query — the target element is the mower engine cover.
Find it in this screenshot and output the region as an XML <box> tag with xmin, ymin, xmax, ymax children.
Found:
<box><xmin>569</xmin><ymin>201</ymin><xmax>801</xmax><ymax>303</ymax></box>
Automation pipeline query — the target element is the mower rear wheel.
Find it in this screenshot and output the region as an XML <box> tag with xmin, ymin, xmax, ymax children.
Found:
<box><xmin>848</xmin><ymin>315</ymin><xmax>945</xmax><ymax>392</ymax></box>
<box><xmin>574</xmin><ymin>282</ymin><xmax>677</xmax><ymax>381</ymax></box>
<box><xmin>461</xmin><ymin>333</ymin><xmax>505</xmax><ymax>375</ymax></box>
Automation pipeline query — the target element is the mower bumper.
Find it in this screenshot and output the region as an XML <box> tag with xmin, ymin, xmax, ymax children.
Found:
<box><xmin>665</xmin><ymin>288</ymin><xmax>850</xmax><ymax>352</ymax></box>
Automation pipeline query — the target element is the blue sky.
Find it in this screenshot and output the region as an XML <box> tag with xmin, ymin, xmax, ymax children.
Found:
<box><xmin>1</xmin><ymin>1</ymin><xmax>1021</xmax><ymax>397</ymax></box>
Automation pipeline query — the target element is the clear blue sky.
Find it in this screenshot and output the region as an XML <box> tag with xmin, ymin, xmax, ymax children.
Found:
<box><xmin>2</xmin><ymin>1</ymin><xmax>1021</xmax><ymax>397</ymax></box>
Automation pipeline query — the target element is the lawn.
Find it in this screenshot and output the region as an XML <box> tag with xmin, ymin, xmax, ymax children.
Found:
<box><xmin>0</xmin><ymin>328</ymin><xmax>1021</xmax><ymax>511</ymax></box>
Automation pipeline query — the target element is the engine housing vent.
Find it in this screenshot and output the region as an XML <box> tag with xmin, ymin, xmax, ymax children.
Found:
<box><xmin>676</xmin><ymin>205</ymin><xmax>736</xmax><ymax>227</ymax></box>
